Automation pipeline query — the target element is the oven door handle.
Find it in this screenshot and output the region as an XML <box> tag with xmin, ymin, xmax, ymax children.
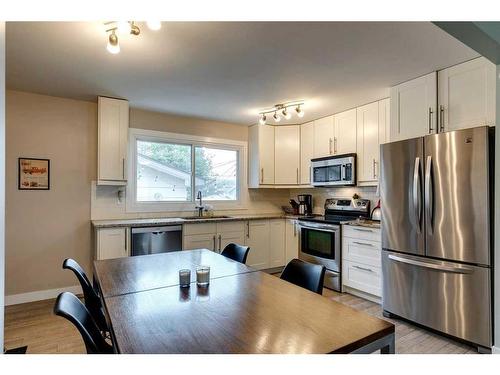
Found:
<box><xmin>298</xmin><ymin>223</ymin><xmax>340</xmax><ymax>232</ymax></box>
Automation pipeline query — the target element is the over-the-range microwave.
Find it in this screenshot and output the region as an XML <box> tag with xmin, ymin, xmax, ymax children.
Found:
<box><xmin>310</xmin><ymin>153</ymin><xmax>356</xmax><ymax>187</ymax></box>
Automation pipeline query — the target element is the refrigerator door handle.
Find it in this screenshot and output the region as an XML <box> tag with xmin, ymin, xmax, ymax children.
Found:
<box><xmin>425</xmin><ymin>155</ymin><xmax>434</xmax><ymax>234</ymax></box>
<box><xmin>413</xmin><ymin>157</ymin><xmax>422</xmax><ymax>233</ymax></box>
<box><xmin>388</xmin><ymin>254</ymin><xmax>473</xmax><ymax>274</ymax></box>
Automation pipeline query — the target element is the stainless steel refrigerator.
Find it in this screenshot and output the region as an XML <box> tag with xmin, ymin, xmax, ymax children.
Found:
<box><xmin>380</xmin><ymin>126</ymin><xmax>493</xmax><ymax>351</ymax></box>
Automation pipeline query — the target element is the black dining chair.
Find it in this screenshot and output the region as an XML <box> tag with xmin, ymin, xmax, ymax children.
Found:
<box><xmin>221</xmin><ymin>243</ymin><xmax>250</xmax><ymax>264</ymax></box>
<box><xmin>280</xmin><ymin>258</ymin><xmax>326</xmax><ymax>295</ymax></box>
<box><xmin>62</xmin><ymin>258</ymin><xmax>109</xmax><ymax>334</ymax></box>
<box><xmin>53</xmin><ymin>292</ymin><xmax>114</xmax><ymax>354</ymax></box>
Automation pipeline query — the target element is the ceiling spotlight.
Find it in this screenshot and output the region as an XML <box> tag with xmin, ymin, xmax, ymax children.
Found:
<box><xmin>117</xmin><ymin>21</ymin><xmax>132</xmax><ymax>35</ymax></box>
<box><xmin>296</xmin><ymin>105</ymin><xmax>305</xmax><ymax>118</ymax></box>
<box><xmin>147</xmin><ymin>21</ymin><xmax>162</xmax><ymax>31</ymax></box>
<box><xmin>130</xmin><ymin>22</ymin><xmax>141</xmax><ymax>36</ymax></box>
<box><xmin>282</xmin><ymin>108</ymin><xmax>292</xmax><ymax>120</ymax></box>
<box><xmin>259</xmin><ymin>114</ymin><xmax>267</xmax><ymax>125</ymax></box>
<box><xmin>273</xmin><ymin>111</ymin><xmax>281</xmax><ymax>122</ymax></box>
<box><xmin>106</xmin><ymin>31</ymin><xmax>120</xmax><ymax>54</ymax></box>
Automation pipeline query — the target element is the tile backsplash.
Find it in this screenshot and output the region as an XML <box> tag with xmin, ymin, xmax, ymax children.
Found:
<box><xmin>289</xmin><ymin>186</ymin><xmax>379</xmax><ymax>214</ymax></box>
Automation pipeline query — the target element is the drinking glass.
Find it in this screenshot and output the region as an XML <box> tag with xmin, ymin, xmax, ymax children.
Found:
<box><xmin>196</xmin><ymin>266</ymin><xmax>210</xmax><ymax>287</ymax></box>
<box><xmin>179</xmin><ymin>269</ymin><xmax>191</xmax><ymax>288</ymax></box>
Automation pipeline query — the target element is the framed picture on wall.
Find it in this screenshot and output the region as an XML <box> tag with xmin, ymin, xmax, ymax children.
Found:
<box><xmin>18</xmin><ymin>158</ymin><xmax>50</xmax><ymax>190</ymax></box>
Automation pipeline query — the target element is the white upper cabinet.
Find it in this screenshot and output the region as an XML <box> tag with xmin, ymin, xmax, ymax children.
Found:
<box><xmin>274</xmin><ymin>125</ymin><xmax>300</xmax><ymax>185</ymax></box>
<box><xmin>357</xmin><ymin>101</ymin><xmax>380</xmax><ymax>185</ymax></box>
<box><xmin>378</xmin><ymin>98</ymin><xmax>390</xmax><ymax>144</ymax></box>
<box><xmin>438</xmin><ymin>57</ymin><xmax>496</xmax><ymax>132</ymax></box>
<box><xmin>313</xmin><ymin>115</ymin><xmax>334</xmax><ymax>158</ymax></box>
<box><xmin>98</xmin><ymin>96</ymin><xmax>129</xmax><ymax>185</ymax></box>
<box><xmin>390</xmin><ymin>72</ymin><xmax>437</xmax><ymax>141</ymax></box>
<box><xmin>300</xmin><ymin>121</ymin><xmax>314</xmax><ymax>185</ymax></box>
<box><xmin>248</xmin><ymin>124</ymin><xmax>275</xmax><ymax>187</ymax></box>
<box><xmin>333</xmin><ymin>109</ymin><xmax>357</xmax><ymax>154</ymax></box>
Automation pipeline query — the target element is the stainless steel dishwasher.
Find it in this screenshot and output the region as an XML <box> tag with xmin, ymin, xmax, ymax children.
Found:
<box><xmin>131</xmin><ymin>225</ymin><xmax>183</xmax><ymax>256</ymax></box>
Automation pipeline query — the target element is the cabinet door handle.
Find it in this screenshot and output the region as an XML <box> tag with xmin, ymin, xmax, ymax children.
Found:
<box><xmin>218</xmin><ymin>234</ymin><xmax>222</xmax><ymax>252</ymax></box>
<box><xmin>124</xmin><ymin>229</ymin><xmax>128</xmax><ymax>254</ymax></box>
<box><xmin>372</xmin><ymin>159</ymin><xmax>377</xmax><ymax>179</ymax></box>
<box><xmin>353</xmin><ymin>265</ymin><xmax>374</xmax><ymax>273</ymax></box>
<box><xmin>428</xmin><ymin>107</ymin><xmax>434</xmax><ymax>134</ymax></box>
<box><xmin>353</xmin><ymin>228</ymin><xmax>373</xmax><ymax>233</ymax></box>
<box><xmin>439</xmin><ymin>105</ymin><xmax>445</xmax><ymax>133</ymax></box>
<box><xmin>329</xmin><ymin>138</ymin><xmax>333</xmax><ymax>154</ymax></box>
<box><xmin>246</xmin><ymin>222</ymin><xmax>250</xmax><ymax>238</ymax></box>
<box><xmin>334</xmin><ymin>137</ymin><xmax>337</xmax><ymax>154</ymax></box>
<box><xmin>353</xmin><ymin>241</ymin><xmax>374</xmax><ymax>247</ymax></box>
<box><xmin>261</xmin><ymin>168</ymin><xmax>264</xmax><ymax>184</ymax></box>
<box><xmin>293</xmin><ymin>222</ymin><xmax>297</xmax><ymax>237</ymax></box>
<box><xmin>213</xmin><ymin>235</ymin><xmax>217</xmax><ymax>251</ymax></box>
<box><xmin>122</xmin><ymin>158</ymin><xmax>126</xmax><ymax>180</ymax></box>
<box><xmin>296</xmin><ymin>168</ymin><xmax>299</xmax><ymax>184</ymax></box>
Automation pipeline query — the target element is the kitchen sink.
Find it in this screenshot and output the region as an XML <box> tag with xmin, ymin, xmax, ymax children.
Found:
<box><xmin>182</xmin><ymin>215</ymin><xmax>233</xmax><ymax>220</ymax></box>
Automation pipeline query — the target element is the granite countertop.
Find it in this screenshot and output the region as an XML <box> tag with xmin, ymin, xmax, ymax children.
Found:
<box><xmin>92</xmin><ymin>214</ymin><xmax>302</xmax><ymax>228</ymax></box>
<box><xmin>341</xmin><ymin>219</ymin><xmax>381</xmax><ymax>229</ymax></box>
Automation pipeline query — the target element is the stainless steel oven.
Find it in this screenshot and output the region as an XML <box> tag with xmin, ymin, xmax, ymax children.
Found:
<box><xmin>311</xmin><ymin>154</ymin><xmax>356</xmax><ymax>187</ymax></box>
<box><xmin>298</xmin><ymin>221</ymin><xmax>341</xmax><ymax>291</ymax></box>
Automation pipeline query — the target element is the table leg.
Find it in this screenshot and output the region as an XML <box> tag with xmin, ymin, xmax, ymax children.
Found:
<box><xmin>380</xmin><ymin>333</ymin><xmax>395</xmax><ymax>354</ymax></box>
<box><xmin>350</xmin><ymin>332</ymin><xmax>395</xmax><ymax>354</ymax></box>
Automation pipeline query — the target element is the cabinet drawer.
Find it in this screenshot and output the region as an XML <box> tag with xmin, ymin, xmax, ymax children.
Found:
<box><xmin>343</xmin><ymin>225</ymin><xmax>381</xmax><ymax>242</ymax></box>
<box><xmin>343</xmin><ymin>237</ymin><xmax>381</xmax><ymax>267</ymax></box>
<box><xmin>183</xmin><ymin>223</ymin><xmax>217</xmax><ymax>236</ymax></box>
<box><xmin>183</xmin><ymin>233</ymin><xmax>217</xmax><ymax>252</ymax></box>
<box><xmin>342</xmin><ymin>260</ymin><xmax>381</xmax><ymax>297</ymax></box>
<box><xmin>217</xmin><ymin>221</ymin><xmax>245</xmax><ymax>233</ymax></box>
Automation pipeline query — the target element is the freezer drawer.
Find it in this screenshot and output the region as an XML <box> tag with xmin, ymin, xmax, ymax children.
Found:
<box><xmin>382</xmin><ymin>250</ymin><xmax>491</xmax><ymax>348</ymax></box>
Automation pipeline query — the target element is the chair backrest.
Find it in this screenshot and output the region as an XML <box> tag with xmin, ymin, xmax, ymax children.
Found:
<box><xmin>53</xmin><ymin>292</ymin><xmax>113</xmax><ymax>354</ymax></box>
<box><xmin>221</xmin><ymin>243</ymin><xmax>250</xmax><ymax>264</ymax></box>
<box><xmin>280</xmin><ymin>259</ymin><xmax>326</xmax><ymax>295</ymax></box>
<box><xmin>62</xmin><ymin>258</ymin><xmax>107</xmax><ymax>332</ymax></box>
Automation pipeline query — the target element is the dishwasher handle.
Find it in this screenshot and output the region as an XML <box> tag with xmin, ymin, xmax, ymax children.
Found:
<box><xmin>131</xmin><ymin>225</ymin><xmax>182</xmax><ymax>234</ymax></box>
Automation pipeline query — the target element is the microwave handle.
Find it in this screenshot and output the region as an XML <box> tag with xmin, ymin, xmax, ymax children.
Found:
<box><xmin>341</xmin><ymin>165</ymin><xmax>345</xmax><ymax>181</ymax></box>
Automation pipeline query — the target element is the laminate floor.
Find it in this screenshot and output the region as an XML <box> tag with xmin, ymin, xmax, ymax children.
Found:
<box><xmin>4</xmin><ymin>289</ymin><xmax>478</xmax><ymax>354</ymax></box>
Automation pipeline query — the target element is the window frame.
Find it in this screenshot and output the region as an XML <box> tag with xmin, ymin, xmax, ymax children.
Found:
<box><xmin>127</xmin><ymin>128</ymin><xmax>247</xmax><ymax>213</ymax></box>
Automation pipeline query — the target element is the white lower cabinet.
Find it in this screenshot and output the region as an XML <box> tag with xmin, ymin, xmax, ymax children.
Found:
<box><xmin>285</xmin><ymin>219</ymin><xmax>299</xmax><ymax>264</ymax></box>
<box><xmin>342</xmin><ymin>225</ymin><xmax>382</xmax><ymax>298</ymax></box>
<box><xmin>183</xmin><ymin>221</ymin><xmax>245</xmax><ymax>253</ymax></box>
<box><xmin>245</xmin><ymin>220</ymin><xmax>271</xmax><ymax>270</ymax></box>
<box><xmin>269</xmin><ymin>220</ymin><xmax>286</xmax><ymax>268</ymax></box>
<box><xmin>96</xmin><ymin>227</ymin><xmax>129</xmax><ymax>260</ymax></box>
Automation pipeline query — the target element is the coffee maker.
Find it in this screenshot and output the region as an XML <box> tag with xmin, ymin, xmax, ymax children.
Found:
<box><xmin>297</xmin><ymin>194</ymin><xmax>312</xmax><ymax>216</ymax></box>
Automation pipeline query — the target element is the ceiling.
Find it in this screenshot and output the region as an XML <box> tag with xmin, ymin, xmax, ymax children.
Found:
<box><xmin>6</xmin><ymin>22</ymin><xmax>479</xmax><ymax>126</ymax></box>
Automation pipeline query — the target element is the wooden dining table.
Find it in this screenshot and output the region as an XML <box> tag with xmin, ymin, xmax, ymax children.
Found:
<box><xmin>94</xmin><ymin>249</ymin><xmax>395</xmax><ymax>354</ymax></box>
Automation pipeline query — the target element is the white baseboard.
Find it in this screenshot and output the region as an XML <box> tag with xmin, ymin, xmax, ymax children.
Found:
<box><xmin>493</xmin><ymin>346</ymin><xmax>500</xmax><ymax>354</ymax></box>
<box><xmin>5</xmin><ymin>285</ymin><xmax>82</xmax><ymax>306</ymax></box>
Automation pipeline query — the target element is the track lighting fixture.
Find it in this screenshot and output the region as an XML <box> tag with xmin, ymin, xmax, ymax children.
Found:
<box><xmin>104</xmin><ymin>21</ymin><xmax>161</xmax><ymax>54</ymax></box>
<box><xmin>106</xmin><ymin>31</ymin><xmax>120</xmax><ymax>54</ymax></box>
<box><xmin>273</xmin><ymin>111</ymin><xmax>281</xmax><ymax>122</ymax></box>
<box><xmin>282</xmin><ymin>107</ymin><xmax>292</xmax><ymax>120</ymax></box>
<box><xmin>258</xmin><ymin>101</ymin><xmax>305</xmax><ymax>124</ymax></box>
<box><xmin>296</xmin><ymin>104</ymin><xmax>305</xmax><ymax>118</ymax></box>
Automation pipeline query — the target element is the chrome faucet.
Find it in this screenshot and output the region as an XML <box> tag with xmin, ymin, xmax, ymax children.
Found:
<box><xmin>195</xmin><ymin>191</ymin><xmax>204</xmax><ymax>217</ymax></box>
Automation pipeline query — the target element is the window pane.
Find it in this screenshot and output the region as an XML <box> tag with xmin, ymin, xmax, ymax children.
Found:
<box><xmin>136</xmin><ymin>140</ymin><xmax>192</xmax><ymax>201</ymax></box>
<box><xmin>194</xmin><ymin>146</ymin><xmax>238</xmax><ymax>201</ymax></box>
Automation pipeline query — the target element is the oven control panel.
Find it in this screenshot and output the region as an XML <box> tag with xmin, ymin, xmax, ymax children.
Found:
<box><xmin>324</xmin><ymin>198</ymin><xmax>370</xmax><ymax>213</ymax></box>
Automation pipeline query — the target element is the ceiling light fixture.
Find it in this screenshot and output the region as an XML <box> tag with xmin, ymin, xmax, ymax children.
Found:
<box><xmin>296</xmin><ymin>104</ymin><xmax>305</xmax><ymax>118</ymax></box>
<box><xmin>106</xmin><ymin>31</ymin><xmax>120</xmax><ymax>54</ymax></box>
<box><xmin>273</xmin><ymin>111</ymin><xmax>281</xmax><ymax>122</ymax></box>
<box><xmin>282</xmin><ymin>107</ymin><xmax>292</xmax><ymax>120</ymax></box>
<box><xmin>257</xmin><ymin>101</ymin><xmax>305</xmax><ymax>124</ymax></box>
<box><xmin>147</xmin><ymin>21</ymin><xmax>162</xmax><ymax>31</ymax></box>
<box><xmin>104</xmin><ymin>21</ymin><xmax>161</xmax><ymax>54</ymax></box>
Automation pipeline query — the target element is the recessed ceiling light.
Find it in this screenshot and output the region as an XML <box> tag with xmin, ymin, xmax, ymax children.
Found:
<box><xmin>106</xmin><ymin>31</ymin><xmax>120</xmax><ymax>54</ymax></box>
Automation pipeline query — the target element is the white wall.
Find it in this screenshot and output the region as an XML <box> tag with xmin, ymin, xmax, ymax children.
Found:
<box><xmin>0</xmin><ymin>21</ymin><xmax>6</xmax><ymax>348</ymax></box>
